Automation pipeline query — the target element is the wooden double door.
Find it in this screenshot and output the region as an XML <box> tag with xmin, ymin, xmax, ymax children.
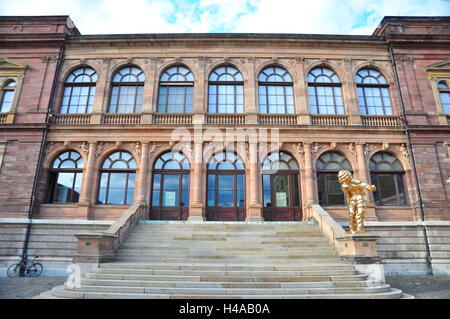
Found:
<box><xmin>262</xmin><ymin>172</ymin><xmax>302</xmax><ymax>221</ymax></box>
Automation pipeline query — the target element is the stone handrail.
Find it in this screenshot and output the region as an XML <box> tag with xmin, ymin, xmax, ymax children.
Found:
<box><xmin>73</xmin><ymin>203</ymin><xmax>143</xmax><ymax>263</ymax></box>
<box><xmin>306</xmin><ymin>204</ymin><xmax>381</xmax><ymax>263</ymax></box>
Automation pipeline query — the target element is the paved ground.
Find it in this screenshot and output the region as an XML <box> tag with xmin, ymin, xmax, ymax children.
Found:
<box><xmin>0</xmin><ymin>275</ymin><xmax>449</xmax><ymax>299</ymax></box>
<box><xmin>385</xmin><ymin>275</ymin><xmax>450</xmax><ymax>299</ymax></box>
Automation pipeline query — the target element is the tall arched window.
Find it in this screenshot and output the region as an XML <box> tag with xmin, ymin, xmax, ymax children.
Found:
<box><xmin>308</xmin><ymin>67</ymin><xmax>344</xmax><ymax>115</ymax></box>
<box><xmin>208</xmin><ymin>66</ymin><xmax>244</xmax><ymax>113</ymax></box>
<box><xmin>207</xmin><ymin>152</ymin><xmax>245</xmax><ymax>221</ymax></box>
<box><xmin>317</xmin><ymin>151</ymin><xmax>351</xmax><ymax>206</ymax></box>
<box><xmin>151</xmin><ymin>151</ymin><xmax>190</xmax><ymax>220</ymax></box>
<box><xmin>0</xmin><ymin>80</ymin><xmax>16</xmax><ymax>113</ymax></box>
<box><xmin>98</xmin><ymin>151</ymin><xmax>136</xmax><ymax>205</ymax></box>
<box><xmin>60</xmin><ymin>67</ymin><xmax>97</xmax><ymax>114</ymax></box>
<box><xmin>258</xmin><ymin>66</ymin><xmax>294</xmax><ymax>114</ymax></box>
<box><xmin>262</xmin><ymin>151</ymin><xmax>301</xmax><ymax>221</ymax></box>
<box><xmin>48</xmin><ymin>151</ymin><xmax>84</xmax><ymax>203</ymax></box>
<box><xmin>157</xmin><ymin>66</ymin><xmax>194</xmax><ymax>113</ymax></box>
<box><xmin>370</xmin><ymin>152</ymin><xmax>406</xmax><ymax>206</ymax></box>
<box><xmin>356</xmin><ymin>68</ymin><xmax>392</xmax><ymax>116</ymax></box>
<box><xmin>109</xmin><ymin>66</ymin><xmax>145</xmax><ymax>113</ymax></box>
<box><xmin>438</xmin><ymin>81</ymin><xmax>450</xmax><ymax>114</ymax></box>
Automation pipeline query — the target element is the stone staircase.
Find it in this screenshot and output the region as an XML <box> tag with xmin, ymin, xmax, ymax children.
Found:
<box><xmin>44</xmin><ymin>221</ymin><xmax>410</xmax><ymax>299</ymax></box>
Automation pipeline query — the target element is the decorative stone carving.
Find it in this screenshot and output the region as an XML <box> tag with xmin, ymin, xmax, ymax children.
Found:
<box><xmin>400</xmin><ymin>144</ymin><xmax>409</xmax><ymax>159</ymax></box>
<box><xmin>95</xmin><ymin>142</ymin><xmax>105</xmax><ymax>158</ymax></box>
<box><xmin>382</xmin><ymin>142</ymin><xmax>390</xmax><ymax>150</ymax></box>
<box><xmin>311</xmin><ymin>142</ymin><xmax>326</xmax><ymax>154</ymax></box>
<box><xmin>364</xmin><ymin>143</ymin><xmax>377</xmax><ymax>160</ymax></box>
<box><xmin>131</xmin><ymin>142</ymin><xmax>141</xmax><ymax>159</ymax></box>
<box><xmin>80</xmin><ymin>142</ymin><xmax>89</xmax><ymax>157</ymax></box>
<box><xmin>345</xmin><ymin>142</ymin><xmax>357</xmax><ymax>159</ymax></box>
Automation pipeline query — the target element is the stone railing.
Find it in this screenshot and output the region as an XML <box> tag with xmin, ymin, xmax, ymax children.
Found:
<box><xmin>153</xmin><ymin>113</ymin><xmax>192</xmax><ymax>125</ymax></box>
<box><xmin>0</xmin><ymin>113</ymin><xmax>7</xmax><ymax>123</ymax></box>
<box><xmin>51</xmin><ymin>113</ymin><xmax>91</xmax><ymax>125</ymax></box>
<box><xmin>305</xmin><ymin>204</ymin><xmax>384</xmax><ymax>281</ymax></box>
<box><xmin>206</xmin><ymin>114</ymin><xmax>246</xmax><ymax>125</ymax></box>
<box><xmin>258</xmin><ymin>114</ymin><xmax>297</xmax><ymax>126</ymax></box>
<box><xmin>73</xmin><ymin>203</ymin><xmax>143</xmax><ymax>264</ymax></box>
<box><xmin>102</xmin><ymin>113</ymin><xmax>141</xmax><ymax>125</ymax></box>
<box><xmin>310</xmin><ymin>114</ymin><xmax>349</xmax><ymax>126</ymax></box>
<box><xmin>447</xmin><ymin>116</ymin><xmax>450</xmax><ymax>125</ymax></box>
<box><xmin>361</xmin><ymin>115</ymin><xmax>403</xmax><ymax>127</ymax></box>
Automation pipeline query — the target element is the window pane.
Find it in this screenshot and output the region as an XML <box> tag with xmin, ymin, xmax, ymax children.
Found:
<box><xmin>378</xmin><ymin>174</ymin><xmax>398</xmax><ymax>205</ymax></box>
<box><xmin>273</xmin><ymin>175</ymin><xmax>289</xmax><ymax>207</ymax></box>
<box><xmin>291</xmin><ymin>174</ymin><xmax>300</xmax><ymax>207</ymax></box>
<box><xmin>54</xmin><ymin>173</ymin><xmax>75</xmax><ymax>203</ymax></box>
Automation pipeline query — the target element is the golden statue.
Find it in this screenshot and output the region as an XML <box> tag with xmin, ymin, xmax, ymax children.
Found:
<box><xmin>338</xmin><ymin>170</ymin><xmax>376</xmax><ymax>234</ymax></box>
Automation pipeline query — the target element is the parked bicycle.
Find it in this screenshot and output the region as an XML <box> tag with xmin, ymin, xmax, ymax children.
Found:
<box><xmin>7</xmin><ymin>255</ymin><xmax>43</xmax><ymax>278</ymax></box>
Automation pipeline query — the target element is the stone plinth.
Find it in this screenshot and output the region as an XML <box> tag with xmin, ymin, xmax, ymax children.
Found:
<box><xmin>73</xmin><ymin>232</ymin><xmax>117</xmax><ymax>263</ymax></box>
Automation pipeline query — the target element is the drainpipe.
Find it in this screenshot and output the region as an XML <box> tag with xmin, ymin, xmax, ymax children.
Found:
<box><xmin>20</xmin><ymin>45</ymin><xmax>65</xmax><ymax>274</ymax></box>
<box><xmin>388</xmin><ymin>45</ymin><xmax>433</xmax><ymax>276</ymax></box>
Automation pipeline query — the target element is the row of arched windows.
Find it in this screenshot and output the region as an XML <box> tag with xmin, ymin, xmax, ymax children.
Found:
<box><xmin>47</xmin><ymin>149</ymin><xmax>407</xmax><ymax>209</ymax></box>
<box><xmin>60</xmin><ymin>64</ymin><xmax>394</xmax><ymax>117</ymax></box>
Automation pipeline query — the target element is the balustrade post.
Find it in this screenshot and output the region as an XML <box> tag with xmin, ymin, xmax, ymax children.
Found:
<box><xmin>78</xmin><ymin>142</ymin><xmax>97</xmax><ymax>219</ymax></box>
<box><xmin>246</xmin><ymin>141</ymin><xmax>263</xmax><ymax>221</ymax></box>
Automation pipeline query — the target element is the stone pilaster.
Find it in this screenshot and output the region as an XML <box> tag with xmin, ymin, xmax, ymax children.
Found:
<box><xmin>78</xmin><ymin>142</ymin><xmax>97</xmax><ymax>219</ymax></box>
<box><xmin>188</xmin><ymin>141</ymin><xmax>205</xmax><ymax>221</ymax></box>
<box><xmin>136</xmin><ymin>142</ymin><xmax>150</xmax><ymax>208</ymax></box>
<box><xmin>303</xmin><ymin>143</ymin><xmax>315</xmax><ymax>205</ymax></box>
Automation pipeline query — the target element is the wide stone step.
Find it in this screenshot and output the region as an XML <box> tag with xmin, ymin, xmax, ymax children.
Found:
<box><xmin>95</xmin><ymin>268</ymin><xmax>356</xmax><ymax>277</ymax></box>
<box><xmin>85</xmin><ymin>273</ymin><xmax>368</xmax><ymax>282</ymax></box>
<box><xmin>80</xmin><ymin>278</ymin><xmax>374</xmax><ymax>288</ymax></box>
<box><xmin>98</xmin><ymin>262</ymin><xmax>355</xmax><ymax>272</ymax></box>
<box><xmin>114</xmin><ymin>257</ymin><xmax>340</xmax><ymax>264</ymax></box>
<box><xmin>69</xmin><ymin>284</ymin><xmax>392</xmax><ymax>295</ymax></box>
<box><xmin>116</xmin><ymin>251</ymin><xmax>336</xmax><ymax>258</ymax></box>
<box><xmin>51</xmin><ymin>286</ymin><xmax>403</xmax><ymax>299</ymax></box>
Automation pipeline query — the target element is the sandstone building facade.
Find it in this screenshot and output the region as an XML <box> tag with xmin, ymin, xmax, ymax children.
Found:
<box><xmin>0</xmin><ymin>15</ymin><xmax>449</xmax><ymax>276</ymax></box>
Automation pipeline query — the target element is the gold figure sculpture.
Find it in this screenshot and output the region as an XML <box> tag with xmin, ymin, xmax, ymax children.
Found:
<box><xmin>338</xmin><ymin>170</ymin><xmax>376</xmax><ymax>234</ymax></box>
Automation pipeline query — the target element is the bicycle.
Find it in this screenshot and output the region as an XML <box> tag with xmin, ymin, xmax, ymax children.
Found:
<box><xmin>7</xmin><ymin>256</ymin><xmax>43</xmax><ymax>278</ymax></box>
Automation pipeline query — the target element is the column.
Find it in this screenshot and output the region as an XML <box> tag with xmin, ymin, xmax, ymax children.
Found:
<box><xmin>188</xmin><ymin>141</ymin><xmax>205</xmax><ymax>221</ymax></box>
<box><xmin>303</xmin><ymin>143</ymin><xmax>315</xmax><ymax>205</ymax></box>
<box><xmin>246</xmin><ymin>141</ymin><xmax>263</xmax><ymax>221</ymax></box>
<box><xmin>356</xmin><ymin>143</ymin><xmax>377</xmax><ymax>221</ymax></box>
<box><xmin>78</xmin><ymin>142</ymin><xmax>97</xmax><ymax>219</ymax></box>
<box><xmin>136</xmin><ymin>142</ymin><xmax>150</xmax><ymax>206</ymax></box>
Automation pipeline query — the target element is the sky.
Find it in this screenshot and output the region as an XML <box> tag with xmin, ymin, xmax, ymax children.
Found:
<box><xmin>0</xmin><ymin>0</ymin><xmax>449</xmax><ymax>35</ymax></box>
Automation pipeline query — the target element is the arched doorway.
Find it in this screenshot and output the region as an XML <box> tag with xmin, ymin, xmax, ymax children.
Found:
<box><xmin>206</xmin><ymin>152</ymin><xmax>246</xmax><ymax>221</ymax></box>
<box><xmin>262</xmin><ymin>151</ymin><xmax>302</xmax><ymax>221</ymax></box>
<box><xmin>150</xmin><ymin>151</ymin><xmax>190</xmax><ymax>220</ymax></box>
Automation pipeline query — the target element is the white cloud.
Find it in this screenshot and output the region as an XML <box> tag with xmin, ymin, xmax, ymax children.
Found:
<box><xmin>0</xmin><ymin>0</ymin><xmax>449</xmax><ymax>34</ymax></box>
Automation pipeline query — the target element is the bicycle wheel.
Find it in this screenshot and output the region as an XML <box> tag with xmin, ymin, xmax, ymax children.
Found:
<box><xmin>27</xmin><ymin>263</ymin><xmax>43</xmax><ymax>277</ymax></box>
<box><xmin>7</xmin><ymin>263</ymin><xmax>21</xmax><ymax>278</ymax></box>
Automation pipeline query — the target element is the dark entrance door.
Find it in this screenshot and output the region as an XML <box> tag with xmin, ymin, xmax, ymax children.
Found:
<box><xmin>261</xmin><ymin>152</ymin><xmax>302</xmax><ymax>221</ymax></box>
<box><xmin>206</xmin><ymin>151</ymin><xmax>246</xmax><ymax>221</ymax></box>
<box><xmin>149</xmin><ymin>151</ymin><xmax>190</xmax><ymax>220</ymax></box>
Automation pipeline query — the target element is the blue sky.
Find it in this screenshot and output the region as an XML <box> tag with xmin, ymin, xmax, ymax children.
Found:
<box><xmin>1</xmin><ymin>0</ymin><xmax>449</xmax><ymax>35</ymax></box>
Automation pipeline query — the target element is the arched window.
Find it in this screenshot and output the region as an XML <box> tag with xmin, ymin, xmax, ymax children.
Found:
<box><xmin>317</xmin><ymin>151</ymin><xmax>351</xmax><ymax>206</ymax></box>
<box><xmin>48</xmin><ymin>151</ymin><xmax>84</xmax><ymax>203</ymax></box>
<box><xmin>151</xmin><ymin>151</ymin><xmax>190</xmax><ymax>220</ymax></box>
<box><xmin>308</xmin><ymin>67</ymin><xmax>344</xmax><ymax>115</ymax></box>
<box><xmin>208</xmin><ymin>66</ymin><xmax>244</xmax><ymax>113</ymax></box>
<box><xmin>356</xmin><ymin>68</ymin><xmax>392</xmax><ymax>116</ymax></box>
<box><xmin>60</xmin><ymin>67</ymin><xmax>97</xmax><ymax>114</ymax></box>
<box><xmin>157</xmin><ymin>66</ymin><xmax>194</xmax><ymax>113</ymax></box>
<box><xmin>109</xmin><ymin>66</ymin><xmax>145</xmax><ymax>113</ymax></box>
<box><xmin>370</xmin><ymin>152</ymin><xmax>406</xmax><ymax>206</ymax></box>
<box><xmin>98</xmin><ymin>151</ymin><xmax>136</xmax><ymax>205</ymax></box>
<box><xmin>262</xmin><ymin>151</ymin><xmax>301</xmax><ymax>221</ymax></box>
<box><xmin>207</xmin><ymin>152</ymin><xmax>245</xmax><ymax>221</ymax></box>
<box><xmin>438</xmin><ymin>81</ymin><xmax>450</xmax><ymax>114</ymax></box>
<box><xmin>0</xmin><ymin>80</ymin><xmax>16</xmax><ymax>113</ymax></box>
<box><xmin>258</xmin><ymin>66</ymin><xmax>294</xmax><ymax>114</ymax></box>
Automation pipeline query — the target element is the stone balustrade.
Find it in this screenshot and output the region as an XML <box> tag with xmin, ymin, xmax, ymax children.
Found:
<box><xmin>0</xmin><ymin>113</ymin><xmax>7</xmax><ymax>123</ymax></box>
<box><xmin>258</xmin><ymin>114</ymin><xmax>298</xmax><ymax>126</ymax></box>
<box><xmin>361</xmin><ymin>115</ymin><xmax>403</xmax><ymax>127</ymax></box>
<box><xmin>102</xmin><ymin>113</ymin><xmax>141</xmax><ymax>125</ymax></box>
<box><xmin>206</xmin><ymin>113</ymin><xmax>246</xmax><ymax>125</ymax></box>
<box><xmin>310</xmin><ymin>114</ymin><xmax>349</xmax><ymax>126</ymax></box>
<box><xmin>51</xmin><ymin>113</ymin><xmax>91</xmax><ymax>125</ymax></box>
<box><xmin>153</xmin><ymin>113</ymin><xmax>192</xmax><ymax>125</ymax></box>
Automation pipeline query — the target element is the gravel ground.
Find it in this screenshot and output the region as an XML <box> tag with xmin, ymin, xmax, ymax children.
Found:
<box><xmin>0</xmin><ymin>275</ymin><xmax>449</xmax><ymax>299</ymax></box>
<box><xmin>385</xmin><ymin>275</ymin><xmax>450</xmax><ymax>299</ymax></box>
